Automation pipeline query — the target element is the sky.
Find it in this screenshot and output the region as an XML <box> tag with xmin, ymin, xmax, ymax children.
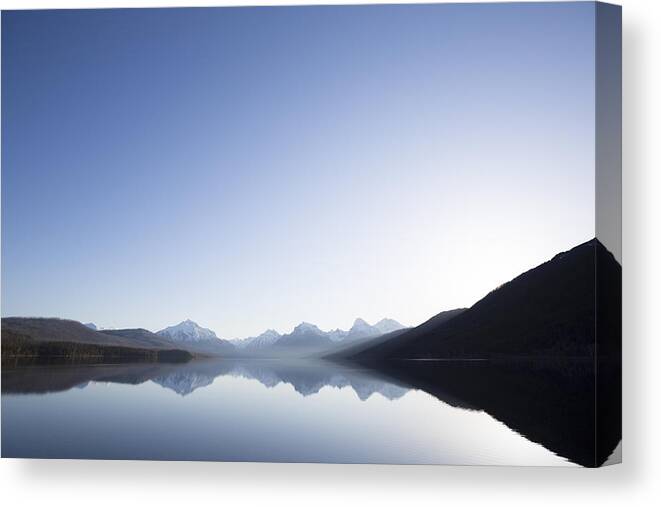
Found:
<box><xmin>1</xmin><ymin>3</ymin><xmax>597</xmax><ymax>339</ymax></box>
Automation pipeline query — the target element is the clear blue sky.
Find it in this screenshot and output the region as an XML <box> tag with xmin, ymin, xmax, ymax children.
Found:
<box><xmin>2</xmin><ymin>3</ymin><xmax>596</xmax><ymax>338</ymax></box>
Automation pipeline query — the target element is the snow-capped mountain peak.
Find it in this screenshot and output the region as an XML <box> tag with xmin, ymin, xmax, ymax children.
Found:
<box><xmin>157</xmin><ymin>320</ymin><xmax>219</xmax><ymax>343</ymax></box>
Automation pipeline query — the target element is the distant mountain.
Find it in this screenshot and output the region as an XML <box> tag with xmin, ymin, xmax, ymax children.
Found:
<box><xmin>267</xmin><ymin>318</ymin><xmax>405</xmax><ymax>347</ymax></box>
<box><xmin>374</xmin><ymin>318</ymin><xmax>406</xmax><ymax>335</ymax></box>
<box><xmin>344</xmin><ymin>318</ymin><xmax>378</xmax><ymax>341</ymax></box>
<box><xmin>233</xmin><ymin>318</ymin><xmax>407</xmax><ymax>357</ymax></box>
<box><xmin>232</xmin><ymin>329</ymin><xmax>281</xmax><ymax>349</ymax></box>
<box><xmin>275</xmin><ymin>322</ymin><xmax>334</xmax><ymax>349</ymax></box>
<box><xmin>342</xmin><ymin>317</ymin><xmax>406</xmax><ymax>341</ymax></box>
<box><xmin>346</xmin><ymin>239</ymin><xmax>621</xmax><ymax>360</ymax></box>
<box><xmin>327</xmin><ymin>328</ymin><xmax>348</xmax><ymax>342</ymax></box>
<box><xmin>157</xmin><ymin>320</ymin><xmax>218</xmax><ymax>342</ymax></box>
<box><xmin>1</xmin><ymin>318</ymin><xmax>192</xmax><ymax>364</ymax></box>
<box><xmin>156</xmin><ymin>320</ymin><xmax>235</xmax><ymax>356</ymax></box>
<box><xmin>83</xmin><ymin>322</ymin><xmax>97</xmax><ymax>331</ymax></box>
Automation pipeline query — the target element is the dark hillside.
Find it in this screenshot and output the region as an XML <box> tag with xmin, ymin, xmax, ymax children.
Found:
<box><xmin>1</xmin><ymin>318</ymin><xmax>192</xmax><ymax>364</ymax></box>
<box><xmin>349</xmin><ymin>239</ymin><xmax>620</xmax><ymax>360</ymax></box>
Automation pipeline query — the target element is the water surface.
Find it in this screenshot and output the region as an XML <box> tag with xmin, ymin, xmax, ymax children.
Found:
<box><xmin>2</xmin><ymin>359</ymin><xmax>612</xmax><ymax>465</ymax></box>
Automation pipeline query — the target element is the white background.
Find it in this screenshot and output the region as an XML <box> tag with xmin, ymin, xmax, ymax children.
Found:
<box><xmin>0</xmin><ymin>0</ymin><xmax>659</xmax><ymax>505</ymax></box>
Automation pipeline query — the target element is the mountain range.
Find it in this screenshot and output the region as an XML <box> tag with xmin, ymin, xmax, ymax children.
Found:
<box><xmin>1</xmin><ymin>315</ymin><xmax>409</xmax><ymax>363</ymax></box>
<box><xmin>230</xmin><ymin>318</ymin><xmax>406</xmax><ymax>349</ymax></box>
<box><xmin>1</xmin><ymin>239</ymin><xmax>620</xmax><ymax>365</ymax></box>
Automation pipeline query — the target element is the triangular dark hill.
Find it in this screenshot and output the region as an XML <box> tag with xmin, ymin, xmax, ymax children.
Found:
<box><xmin>348</xmin><ymin>239</ymin><xmax>621</xmax><ymax>360</ymax></box>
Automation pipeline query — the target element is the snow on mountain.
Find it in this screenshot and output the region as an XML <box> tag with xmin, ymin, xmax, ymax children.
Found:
<box><xmin>373</xmin><ymin>318</ymin><xmax>406</xmax><ymax>335</ymax></box>
<box><xmin>345</xmin><ymin>317</ymin><xmax>380</xmax><ymax>341</ymax></box>
<box><xmin>218</xmin><ymin>317</ymin><xmax>406</xmax><ymax>351</ymax></box>
<box><xmin>275</xmin><ymin>322</ymin><xmax>333</xmax><ymax>348</ymax></box>
<box><xmin>351</xmin><ymin>317</ymin><xmax>374</xmax><ymax>333</ymax></box>
<box><xmin>292</xmin><ymin>322</ymin><xmax>325</xmax><ymax>335</ymax></box>
<box><xmin>327</xmin><ymin>328</ymin><xmax>348</xmax><ymax>342</ymax></box>
<box><xmin>232</xmin><ymin>329</ymin><xmax>282</xmax><ymax>349</ymax></box>
<box><xmin>156</xmin><ymin>319</ymin><xmax>219</xmax><ymax>343</ymax></box>
<box><xmin>248</xmin><ymin>329</ymin><xmax>281</xmax><ymax>348</ymax></box>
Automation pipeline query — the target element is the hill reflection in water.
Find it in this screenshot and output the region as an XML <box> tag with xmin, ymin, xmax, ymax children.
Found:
<box><xmin>2</xmin><ymin>359</ymin><xmax>409</xmax><ymax>400</ymax></box>
<box><xmin>2</xmin><ymin>358</ymin><xmax>620</xmax><ymax>467</ymax></box>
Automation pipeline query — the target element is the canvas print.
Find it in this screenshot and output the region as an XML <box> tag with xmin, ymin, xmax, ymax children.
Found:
<box><xmin>1</xmin><ymin>2</ymin><xmax>621</xmax><ymax>466</ymax></box>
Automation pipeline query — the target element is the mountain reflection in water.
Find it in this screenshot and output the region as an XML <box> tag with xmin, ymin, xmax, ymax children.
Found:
<box><xmin>2</xmin><ymin>359</ymin><xmax>409</xmax><ymax>400</ymax></box>
<box><xmin>1</xmin><ymin>358</ymin><xmax>620</xmax><ymax>467</ymax></box>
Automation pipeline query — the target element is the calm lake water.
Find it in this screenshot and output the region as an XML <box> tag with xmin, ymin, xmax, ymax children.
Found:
<box><xmin>2</xmin><ymin>359</ymin><xmax>614</xmax><ymax>465</ymax></box>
